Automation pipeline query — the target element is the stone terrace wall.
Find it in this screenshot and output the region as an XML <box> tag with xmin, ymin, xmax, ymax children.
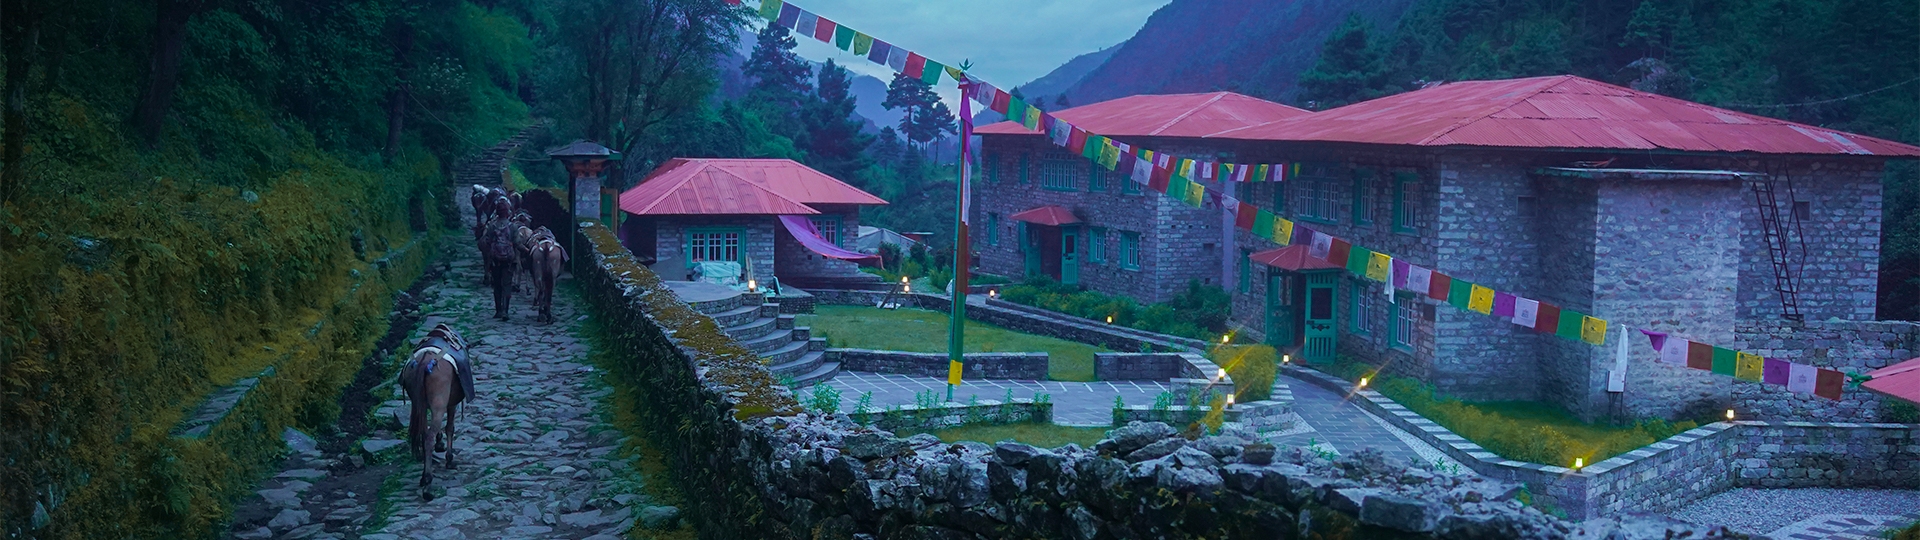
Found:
<box><xmin>1094</xmin><ymin>352</ymin><xmax>1221</xmax><ymax>381</ymax></box>
<box><xmin>805</xmin><ymin>289</ymin><xmax>1206</xmax><ymax>354</ymax></box>
<box><xmin>1730</xmin><ymin>319</ymin><xmax>1920</xmax><ymax>421</ymax></box>
<box><xmin>830</xmin><ymin>349</ymin><xmax>1049</xmax><ymax>380</ymax></box>
<box><xmin>863</xmin><ymin>398</ymin><xmax>1054</xmax><ymax>431</ymax></box>
<box><xmin>575</xmin><ymin>224</ymin><xmax>1740</xmax><ymax>540</ymax></box>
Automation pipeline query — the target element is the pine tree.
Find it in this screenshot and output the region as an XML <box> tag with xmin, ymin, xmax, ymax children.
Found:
<box><xmin>881</xmin><ymin>73</ymin><xmax>953</xmax><ymax>156</ymax></box>
<box><xmin>742</xmin><ymin>24</ymin><xmax>813</xmax><ymax>141</ymax></box>
<box><xmin>1297</xmin><ymin>13</ymin><xmax>1391</xmax><ymax>109</ymax></box>
<box><xmin>800</xmin><ymin>59</ymin><xmax>873</xmax><ymax>181</ymax></box>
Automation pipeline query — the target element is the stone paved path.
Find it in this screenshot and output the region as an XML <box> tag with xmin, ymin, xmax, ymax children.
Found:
<box><xmin>1266</xmin><ymin>374</ymin><xmax>1431</xmax><ymax>464</ymax></box>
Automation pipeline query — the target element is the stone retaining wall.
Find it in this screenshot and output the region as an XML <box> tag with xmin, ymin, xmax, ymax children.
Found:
<box><xmin>576</xmin><ymin>225</ymin><xmax>1737</xmax><ymax>539</ymax></box>
<box><xmin>859</xmin><ymin>398</ymin><xmax>1055</xmax><ymax>431</ymax></box>
<box><xmin>1112</xmin><ymin>399</ymin><xmax>1295</xmax><ymax>430</ymax></box>
<box><xmin>830</xmin><ymin>348</ymin><xmax>1049</xmax><ymax>380</ymax></box>
<box><xmin>805</xmin><ymin>289</ymin><xmax>1205</xmax><ymax>354</ymax></box>
<box><xmin>1284</xmin><ymin>365</ymin><xmax>1920</xmax><ymax>521</ymax></box>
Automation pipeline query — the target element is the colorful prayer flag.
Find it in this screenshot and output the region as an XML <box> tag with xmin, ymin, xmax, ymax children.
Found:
<box><xmin>1050</xmin><ymin>118</ymin><xmax>1072</xmax><ymax>146</ymax></box>
<box><xmin>866</xmin><ymin>38</ymin><xmax>891</xmax><ymax>65</ymax></box>
<box><xmin>1254</xmin><ymin>211</ymin><xmax>1276</xmax><ymax>239</ymax></box>
<box><xmin>1735</xmin><ymin>352</ymin><xmax>1764</xmax><ymax>382</ymax></box>
<box><xmin>1149</xmin><ymin>164</ymin><xmax>1172</xmax><ymax>192</ymax></box>
<box><xmin>1427</xmin><ymin>272</ymin><xmax>1452</xmax><ymax>302</ymax></box>
<box><xmin>1067</xmin><ymin>128</ymin><xmax>1088</xmax><ymax>154</ymax></box>
<box><xmin>815</xmin><ymin>18</ymin><xmax>837</xmax><ymax>42</ymax></box>
<box><xmin>1786</xmin><ymin>363</ymin><xmax>1818</xmax><ymax>393</ymax></box>
<box><xmin>1659</xmin><ymin>336</ymin><xmax>1688</xmax><ymax>366</ymax></box>
<box><xmin>921</xmin><ymin>60</ymin><xmax>944</xmax><ymax>86</ymax></box>
<box><xmin>776</xmin><ymin>3</ymin><xmax>800</xmax><ymax>27</ymax></box>
<box><xmin>1468</xmin><ymin>285</ymin><xmax>1495</xmax><ymax>314</ymax></box>
<box><xmin>833</xmin><ymin>26</ymin><xmax>855</xmax><ymax>50</ymax></box>
<box><xmin>1534</xmin><ymin>303</ymin><xmax>1561</xmax><ymax>334</ymax></box>
<box><xmin>886</xmin><ymin>46</ymin><xmax>909</xmax><ymax>71</ymax></box>
<box><xmin>1581</xmin><ymin>316</ymin><xmax>1607</xmax><ymax>345</ymax></box>
<box><xmin>1131</xmin><ymin>155</ymin><xmax>1153</xmax><ymax>184</ymax></box>
<box><xmin>1274</xmin><ymin>218</ymin><xmax>1295</xmax><ymax>246</ymax></box>
<box><xmin>970</xmin><ymin>80</ymin><xmax>997</xmax><ymax>105</ymax></box>
<box><xmin>1687</xmin><ymin>341</ymin><xmax>1714</xmax><ymax>370</ymax></box>
<box><xmin>853</xmin><ymin>32</ymin><xmax>873</xmax><ymax>55</ymax></box>
<box><xmin>1023</xmin><ymin>107</ymin><xmax>1041</xmax><ymax>130</ymax></box>
<box><xmin>1347</xmin><ymin>246</ymin><xmax>1373</xmax><ymax>276</ymax></box>
<box><xmin>1328</xmin><ymin>238</ymin><xmax>1353</xmax><ymax>267</ymax></box>
<box><xmin>1512</xmin><ymin>297</ymin><xmax>1540</xmax><ymax>328</ymax></box>
<box><xmin>945</xmin><ymin>65</ymin><xmax>966</xmax><ymax>82</ymax></box>
<box><xmin>1099</xmin><ymin>140</ymin><xmax>1120</xmax><ymax>170</ymax></box>
<box><xmin>1275</xmin><ymin>163</ymin><xmax>1288</xmax><ymax>183</ymax></box>
<box><xmin>1081</xmin><ymin>134</ymin><xmax>1102</xmax><ymax>159</ymax></box>
<box><xmin>1184</xmin><ymin>181</ymin><xmax>1206</xmax><ymax>207</ymax></box>
<box><xmin>794</xmin><ymin>11</ymin><xmax>817</xmax><ymax>39</ymax></box>
<box><xmin>1237</xmin><ymin>202</ymin><xmax>1259</xmax><ymax>230</ymax></box>
<box><xmin>1448</xmin><ymin>279</ymin><xmax>1473</xmax><ymax>310</ymax></box>
<box><xmin>1006</xmin><ymin>97</ymin><xmax>1028</xmax><ymax>124</ymax></box>
<box><xmin>1814</xmin><ymin>369</ymin><xmax>1844</xmax><ymax>400</ymax></box>
<box><xmin>1406</xmin><ymin>265</ymin><xmax>1433</xmax><ymax>296</ymax></box>
<box><xmin>1391</xmin><ymin>260</ymin><xmax>1411</xmax><ymax>289</ymax></box>
<box><xmin>903</xmin><ymin>52</ymin><xmax>926</xmax><ymax>79</ymax></box>
<box><xmin>1308</xmin><ymin>232</ymin><xmax>1332</xmax><ymax>260</ymax></box>
<box><xmin>1256</xmin><ymin>164</ymin><xmax>1271</xmax><ymax>182</ymax></box>
<box><xmin>1555</xmin><ymin>310</ymin><xmax>1585</xmax><ymax>340</ymax></box>
<box><xmin>759</xmin><ymin>0</ymin><xmax>784</xmax><ymax>20</ymax></box>
<box><xmin>1710</xmin><ymin>347</ymin><xmax>1737</xmax><ymax>376</ymax></box>
<box><xmin>1366</xmin><ymin>252</ymin><xmax>1392</xmax><ymax>282</ymax></box>
<box><xmin>1492</xmin><ymin>292</ymin><xmax>1516</xmax><ymax>317</ymax></box>
<box><xmin>1762</xmin><ymin>357</ymin><xmax>1791</xmax><ymax>385</ymax></box>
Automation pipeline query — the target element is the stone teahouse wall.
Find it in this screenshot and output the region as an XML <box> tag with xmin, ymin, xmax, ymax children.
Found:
<box><xmin>1285</xmin><ymin>365</ymin><xmax>1920</xmax><ymax>521</ymax></box>
<box><xmin>830</xmin><ymin>348</ymin><xmax>1049</xmax><ymax>380</ymax></box>
<box><xmin>577</xmin><ymin>224</ymin><xmax>1753</xmax><ymax>540</ymax></box>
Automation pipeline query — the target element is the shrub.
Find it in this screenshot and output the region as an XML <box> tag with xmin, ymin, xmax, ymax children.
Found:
<box><xmin>996</xmin><ymin>278</ymin><xmax>1230</xmax><ymax>340</ymax></box>
<box><xmin>1212</xmin><ymin>345</ymin><xmax>1278</xmax><ymax>402</ymax></box>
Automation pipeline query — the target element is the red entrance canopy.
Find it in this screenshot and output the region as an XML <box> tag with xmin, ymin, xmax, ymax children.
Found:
<box><xmin>1863</xmin><ymin>357</ymin><xmax>1920</xmax><ymax>406</ymax></box>
<box><xmin>1009</xmin><ymin>205</ymin><xmax>1081</xmax><ymax>226</ymax></box>
<box><xmin>1250</xmin><ymin>244</ymin><xmax>1341</xmax><ymax>271</ymax></box>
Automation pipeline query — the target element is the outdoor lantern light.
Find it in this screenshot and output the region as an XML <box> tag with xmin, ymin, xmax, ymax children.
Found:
<box><xmin>747</xmin><ymin>279</ymin><xmax>757</xmax><ymax>292</ymax></box>
<box><xmin>1574</xmin><ymin>458</ymin><xmax>1584</xmax><ymax>470</ymax></box>
<box><xmin>1221</xmin><ymin>334</ymin><xmax>1231</xmax><ymax>345</ymax></box>
<box><xmin>902</xmin><ymin>276</ymin><xmax>910</xmax><ymax>283</ymax></box>
<box><xmin>1226</xmin><ymin>394</ymin><xmax>1236</xmax><ymax>408</ymax></box>
<box><xmin>1726</xmin><ymin>409</ymin><xmax>1736</xmax><ymax>421</ymax></box>
<box><xmin>990</xmin><ymin>290</ymin><xmax>998</xmax><ymax>298</ymax></box>
<box><xmin>1216</xmin><ymin>368</ymin><xmax>1227</xmax><ymax>382</ymax></box>
<box><xmin>1105</xmin><ymin>315</ymin><xmax>1114</xmax><ymax>324</ymax></box>
<box><xmin>1283</xmin><ymin>354</ymin><xmax>1291</xmax><ymax>364</ymax></box>
<box><xmin>1359</xmin><ymin>377</ymin><xmax>1370</xmax><ymax>388</ymax></box>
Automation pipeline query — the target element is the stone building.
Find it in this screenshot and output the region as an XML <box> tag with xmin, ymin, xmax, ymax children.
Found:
<box><xmin>984</xmin><ymin>76</ymin><xmax>1920</xmax><ymax>423</ymax></box>
<box><xmin>972</xmin><ymin>92</ymin><xmax>1309</xmax><ymax>303</ymax></box>
<box><xmin>615</xmin><ymin>158</ymin><xmax>884</xmax><ymax>286</ymax></box>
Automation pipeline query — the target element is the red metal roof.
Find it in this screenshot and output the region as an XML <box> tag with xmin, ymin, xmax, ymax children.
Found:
<box><xmin>618</xmin><ymin>159</ymin><xmax>886</xmax><ymax>216</ymax></box>
<box><xmin>1210</xmin><ymin>75</ymin><xmax>1920</xmax><ymax>157</ymax></box>
<box><xmin>1009</xmin><ymin>205</ymin><xmax>1081</xmax><ymax>226</ymax></box>
<box><xmin>1864</xmin><ymin>357</ymin><xmax>1920</xmax><ymax>406</ymax></box>
<box><xmin>977</xmin><ymin>92</ymin><xmax>1310</xmax><ymax>138</ymax></box>
<box><xmin>1250</xmin><ymin>244</ymin><xmax>1341</xmax><ymax>272</ymax></box>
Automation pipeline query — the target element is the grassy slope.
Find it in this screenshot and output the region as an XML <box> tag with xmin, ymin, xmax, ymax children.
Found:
<box><xmin>797</xmin><ymin>306</ymin><xmax>1108</xmax><ymax>381</ymax></box>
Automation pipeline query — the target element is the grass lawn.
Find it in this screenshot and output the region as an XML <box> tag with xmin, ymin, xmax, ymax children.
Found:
<box><xmin>798</xmin><ymin>306</ymin><xmax>1108</xmax><ymax>381</ymax></box>
<box><xmin>900</xmin><ymin>423</ymin><xmax>1113</xmax><ymax>449</ymax></box>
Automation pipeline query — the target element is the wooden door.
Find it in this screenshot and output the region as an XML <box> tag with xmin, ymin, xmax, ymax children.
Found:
<box><xmin>1265</xmin><ymin>271</ymin><xmax>1295</xmax><ymax>348</ymax></box>
<box><xmin>1302</xmin><ymin>272</ymin><xmax>1338</xmax><ymax>364</ymax></box>
<box><xmin>1060</xmin><ymin>226</ymin><xmax>1080</xmax><ymax>285</ymax></box>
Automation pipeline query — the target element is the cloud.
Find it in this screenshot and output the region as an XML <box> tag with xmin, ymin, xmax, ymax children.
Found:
<box><xmin>773</xmin><ymin>0</ymin><xmax>1168</xmax><ymax>110</ymax></box>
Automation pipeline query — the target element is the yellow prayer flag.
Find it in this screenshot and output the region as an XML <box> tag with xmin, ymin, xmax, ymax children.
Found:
<box><xmin>853</xmin><ymin>33</ymin><xmax>873</xmax><ymax>55</ymax></box>
<box><xmin>1735</xmin><ymin>352</ymin><xmax>1765</xmax><ymax>382</ymax></box>
<box><xmin>1099</xmin><ymin>142</ymin><xmax>1120</xmax><ymax>170</ymax></box>
<box><xmin>1365</xmin><ymin>252</ymin><xmax>1392</xmax><ymax>281</ymax></box>
<box><xmin>1024</xmin><ymin>107</ymin><xmax>1042</xmax><ymax>129</ymax></box>
<box><xmin>1468</xmin><ymin>284</ymin><xmax>1495</xmax><ymax>314</ymax></box>
<box><xmin>947</xmin><ymin>360</ymin><xmax>964</xmax><ymax>385</ymax></box>
<box><xmin>1274</xmin><ymin>218</ymin><xmax>1294</xmax><ymax>246</ymax></box>
<box><xmin>1185</xmin><ymin>182</ymin><xmax>1206</xmax><ymax>207</ymax></box>
<box><xmin>1580</xmin><ymin>316</ymin><xmax>1608</xmax><ymax>345</ymax></box>
<box><xmin>945</xmin><ymin>65</ymin><xmax>966</xmax><ymax>81</ymax></box>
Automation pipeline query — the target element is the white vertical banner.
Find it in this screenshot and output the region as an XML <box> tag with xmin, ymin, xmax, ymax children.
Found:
<box><xmin>1608</xmin><ymin>325</ymin><xmax>1631</xmax><ymax>393</ymax></box>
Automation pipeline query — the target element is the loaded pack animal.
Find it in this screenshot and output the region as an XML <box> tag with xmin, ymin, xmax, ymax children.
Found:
<box><xmin>398</xmin><ymin>324</ymin><xmax>475</xmax><ymax>500</ymax></box>
<box><xmin>481</xmin><ymin>206</ymin><xmax>519</xmax><ymax>319</ymax></box>
<box><xmin>510</xmin><ymin>212</ymin><xmax>537</xmax><ymax>293</ymax></box>
<box><xmin>469</xmin><ymin>185</ymin><xmax>495</xmax><ymax>230</ymax></box>
<box><xmin>527</xmin><ymin>227</ymin><xmax>567</xmax><ymax>323</ymax></box>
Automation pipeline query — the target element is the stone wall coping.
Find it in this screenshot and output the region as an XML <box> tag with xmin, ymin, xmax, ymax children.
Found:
<box><xmin>830</xmin><ymin>347</ymin><xmax>1049</xmax><ymax>359</ymax></box>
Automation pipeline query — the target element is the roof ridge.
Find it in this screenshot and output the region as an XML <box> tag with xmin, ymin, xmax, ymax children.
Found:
<box><xmin>1414</xmin><ymin>75</ymin><xmax>1577</xmax><ymax>145</ymax></box>
<box><xmin>1148</xmin><ymin>92</ymin><xmax>1229</xmax><ymax>136</ymax></box>
<box><xmin>629</xmin><ymin>161</ymin><xmax>706</xmax><ymax>215</ymax></box>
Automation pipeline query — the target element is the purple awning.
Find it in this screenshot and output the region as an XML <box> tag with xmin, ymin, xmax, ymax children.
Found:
<box><xmin>778</xmin><ymin>215</ymin><xmax>880</xmax><ymax>262</ymax></box>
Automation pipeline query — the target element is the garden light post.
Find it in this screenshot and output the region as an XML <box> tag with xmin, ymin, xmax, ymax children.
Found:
<box><xmin>547</xmin><ymin>140</ymin><xmax>621</xmax><ymax>272</ymax></box>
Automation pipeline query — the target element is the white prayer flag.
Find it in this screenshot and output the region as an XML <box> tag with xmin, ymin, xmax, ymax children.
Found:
<box><xmin>1308</xmin><ymin>232</ymin><xmax>1333</xmax><ymax>260</ymax></box>
<box><xmin>796</xmin><ymin>11</ymin><xmax>818</xmax><ymax>38</ymax></box>
<box><xmin>1787</xmin><ymin>363</ymin><xmax>1819</xmax><ymax>394</ymax></box>
<box><xmin>1658</xmin><ymin>338</ymin><xmax>1688</xmax><ymax>365</ymax></box>
<box><xmin>886</xmin><ymin>46</ymin><xmax>908</xmax><ymax>71</ymax></box>
<box><xmin>1405</xmin><ymin>265</ymin><xmax>1433</xmax><ymax>294</ymax></box>
<box><xmin>1384</xmin><ymin>263</ymin><xmax>1396</xmax><ymax>305</ymax></box>
<box><xmin>1512</xmin><ymin>297</ymin><xmax>1540</xmax><ymax>328</ymax></box>
<box><xmin>1608</xmin><ymin>325</ymin><xmax>1631</xmax><ymax>393</ymax></box>
<box><xmin>1132</xmin><ymin>156</ymin><xmax>1153</xmax><ymax>184</ymax></box>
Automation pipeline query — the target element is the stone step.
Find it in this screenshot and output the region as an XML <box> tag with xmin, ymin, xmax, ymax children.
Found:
<box><xmin>761</xmin><ymin>338</ymin><xmax>812</xmax><ymax>366</ymax></box>
<box><xmin>707</xmin><ymin>304</ymin><xmax>761</xmax><ymax>328</ymax></box>
<box><xmin>768</xmin><ymin>350</ymin><xmax>825</xmax><ymax>379</ymax></box>
<box><xmin>789</xmin><ymin>361</ymin><xmax>841</xmax><ymax>389</ymax></box>
<box><xmin>724</xmin><ymin>316</ymin><xmax>778</xmax><ymax>342</ymax></box>
<box><xmin>739</xmin><ymin>328</ymin><xmax>797</xmax><ymax>354</ymax></box>
<box><xmin>776</xmin><ymin>314</ymin><xmax>795</xmax><ymax>330</ymax></box>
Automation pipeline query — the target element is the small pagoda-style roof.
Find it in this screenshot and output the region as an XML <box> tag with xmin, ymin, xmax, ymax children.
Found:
<box><xmin>1251</xmin><ymin>244</ymin><xmax>1341</xmax><ymax>272</ymax></box>
<box><xmin>1009</xmin><ymin>205</ymin><xmax>1081</xmax><ymax>226</ymax></box>
<box><xmin>618</xmin><ymin>158</ymin><xmax>885</xmax><ymax>216</ymax></box>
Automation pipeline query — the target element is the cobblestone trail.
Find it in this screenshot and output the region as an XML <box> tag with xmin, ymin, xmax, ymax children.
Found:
<box><xmin>225</xmin><ymin>182</ymin><xmax>673</xmax><ymax>540</ymax></box>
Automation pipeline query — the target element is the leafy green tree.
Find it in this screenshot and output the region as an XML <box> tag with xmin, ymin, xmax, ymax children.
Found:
<box><xmin>799</xmin><ymin>59</ymin><xmax>873</xmax><ymax>181</ymax></box>
<box><xmin>1297</xmin><ymin>13</ymin><xmax>1392</xmax><ymax>109</ymax></box>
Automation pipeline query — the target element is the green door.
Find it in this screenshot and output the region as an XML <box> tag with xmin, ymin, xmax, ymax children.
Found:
<box><xmin>1265</xmin><ymin>271</ymin><xmax>1295</xmax><ymax>349</ymax></box>
<box><xmin>1021</xmin><ymin>222</ymin><xmax>1040</xmax><ymax>278</ymax></box>
<box><xmin>1060</xmin><ymin>226</ymin><xmax>1080</xmax><ymax>285</ymax></box>
<box><xmin>1302</xmin><ymin>272</ymin><xmax>1338</xmax><ymax>364</ymax></box>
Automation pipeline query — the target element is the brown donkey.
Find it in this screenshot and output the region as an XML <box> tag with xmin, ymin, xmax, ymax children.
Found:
<box><xmin>399</xmin><ymin>329</ymin><xmax>472</xmax><ymax>500</ymax></box>
<box><xmin>529</xmin><ymin>232</ymin><xmax>568</xmax><ymax>324</ymax></box>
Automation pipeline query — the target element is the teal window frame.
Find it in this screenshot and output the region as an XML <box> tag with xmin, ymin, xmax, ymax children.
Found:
<box><xmin>1018</xmin><ymin>153</ymin><xmax>1030</xmax><ymax>184</ymax></box>
<box><xmin>1392</xmin><ymin>171</ymin><xmax>1419</xmax><ymax>234</ymax></box>
<box><xmin>1121</xmin><ymin>168</ymin><xmax>1140</xmax><ymax>194</ymax></box>
<box><xmin>986</xmin><ymin>152</ymin><xmax>999</xmax><ymax>183</ymax></box>
<box><xmin>1041</xmin><ymin>158</ymin><xmax>1077</xmax><ymax>191</ymax></box>
<box><xmin>1352</xmin><ymin>167</ymin><xmax>1375</xmax><ymax>226</ymax></box>
<box><xmin>1300</xmin><ymin>175</ymin><xmax>1337</xmax><ymax>224</ymax></box>
<box><xmin>1089</xmin><ymin>227</ymin><xmax>1107</xmax><ymax>263</ymax></box>
<box><xmin>1238</xmin><ymin>249</ymin><xmax>1252</xmax><ymax>293</ymax></box>
<box><xmin>1119</xmin><ymin>232</ymin><xmax>1141</xmax><ymax>270</ymax></box>
<box><xmin>1389</xmin><ymin>293</ymin><xmax>1418</xmax><ymax>350</ymax></box>
<box><xmin>987</xmin><ymin>213</ymin><xmax>1000</xmax><ymax>246</ymax></box>
<box><xmin>1089</xmin><ymin>162</ymin><xmax>1107</xmax><ymax>192</ymax></box>
<box><xmin>1350</xmin><ymin>282</ymin><xmax>1375</xmax><ymax>336</ymax></box>
<box><xmin>685</xmin><ymin>227</ymin><xmax>745</xmax><ymax>266</ymax></box>
<box><xmin>809</xmin><ymin>216</ymin><xmax>842</xmax><ymax>247</ymax></box>
<box><xmin>1272</xmin><ymin>176</ymin><xmax>1287</xmax><ymax>214</ymax></box>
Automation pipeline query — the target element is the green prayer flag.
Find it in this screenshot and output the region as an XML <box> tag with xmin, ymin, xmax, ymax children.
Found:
<box><xmin>1556</xmin><ymin>309</ymin><xmax>1585</xmax><ymax>340</ymax></box>
<box><xmin>853</xmin><ymin>33</ymin><xmax>873</xmax><ymax>55</ymax></box>
<box><xmin>1083</xmin><ymin>135</ymin><xmax>1103</xmax><ymax>160</ymax></box>
<box><xmin>1166</xmin><ymin>175</ymin><xmax>1190</xmax><ymax>198</ymax></box>
<box><xmin>759</xmin><ymin>0</ymin><xmax>784</xmax><ymax>20</ymax></box>
<box><xmin>1007</xmin><ymin>97</ymin><xmax>1028</xmax><ymax>124</ymax></box>
<box><xmin>1711</xmin><ymin>347</ymin><xmax>1738</xmax><ymax>376</ymax></box>
<box><xmin>834</xmin><ymin>26</ymin><xmax>855</xmax><ymax>50</ymax></box>
<box><xmin>1347</xmin><ymin>246</ymin><xmax>1372</xmax><ymax>275</ymax></box>
<box><xmin>921</xmin><ymin>60</ymin><xmax>944</xmax><ymax>85</ymax></box>
<box><xmin>1448</xmin><ymin>279</ymin><xmax>1473</xmax><ymax>310</ymax></box>
<box><xmin>1253</xmin><ymin>211</ymin><xmax>1276</xmax><ymax>239</ymax></box>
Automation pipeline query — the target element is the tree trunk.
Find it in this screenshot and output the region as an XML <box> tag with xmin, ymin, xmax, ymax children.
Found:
<box><xmin>131</xmin><ymin>0</ymin><xmax>200</xmax><ymax>150</ymax></box>
<box><xmin>1</xmin><ymin>0</ymin><xmax>38</xmax><ymax>205</ymax></box>
<box><xmin>382</xmin><ymin>21</ymin><xmax>413</xmax><ymax>164</ymax></box>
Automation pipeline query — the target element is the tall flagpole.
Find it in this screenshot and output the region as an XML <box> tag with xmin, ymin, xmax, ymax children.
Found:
<box><xmin>947</xmin><ymin>77</ymin><xmax>975</xmax><ymax>402</ymax></box>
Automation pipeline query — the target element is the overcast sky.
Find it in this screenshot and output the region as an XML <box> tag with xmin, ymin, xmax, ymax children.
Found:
<box><xmin>769</xmin><ymin>0</ymin><xmax>1171</xmax><ymax>108</ymax></box>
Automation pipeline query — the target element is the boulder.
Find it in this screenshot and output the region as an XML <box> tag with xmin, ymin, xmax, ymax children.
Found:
<box><xmin>267</xmin><ymin>509</ymin><xmax>310</xmax><ymax>533</ymax></box>
<box><xmin>1099</xmin><ymin>421</ymin><xmax>1176</xmax><ymax>455</ymax></box>
<box><xmin>1241</xmin><ymin>443</ymin><xmax>1277</xmax><ymax>465</ymax></box>
<box><xmin>1124</xmin><ymin>438</ymin><xmax>1186</xmax><ymax>462</ymax></box>
<box><xmin>638</xmin><ymin>505</ymin><xmax>681</xmax><ymax>530</ymax></box>
<box><xmin>993</xmin><ymin>442</ymin><xmax>1048</xmax><ymax>466</ymax></box>
<box><xmin>1171</xmin><ymin>446</ymin><xmax>1220</xmax><ymax>469</ymax></box>
<box><xmin>844</xmin><ymin>433</ymin><xmax>912</xmax><ymax>460</ymax></box>
<box><xmin>1328</xmin><ymin>487</ymin><xmax>1376</xmax><ymax>515</ymax></box>
<box><xmin>1360</xmin><ymin>493</ymin><xmax>1449</xmax><ymax>532</ymax></box>
<box><xmin>1192</xmin><ymin>436</ymin><xmax>1248</xmax><ymax>459</ymax></box>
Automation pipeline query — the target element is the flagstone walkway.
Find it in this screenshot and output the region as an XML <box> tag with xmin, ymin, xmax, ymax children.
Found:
<box><xmin>1667</xmin><ymin>487</ymin><xmax>1920</xmax><ymax>539</ymax></box>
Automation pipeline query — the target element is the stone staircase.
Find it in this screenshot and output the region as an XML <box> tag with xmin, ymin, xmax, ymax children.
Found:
<box><xmin>681</xmin><ymin>287</ymin><xmax>838</xmax><ymax>388</ymax></box>
<box><xmin>454</xmin><ymin>120</ymin><xmax>546</xmax><ymax>189</ymax></box>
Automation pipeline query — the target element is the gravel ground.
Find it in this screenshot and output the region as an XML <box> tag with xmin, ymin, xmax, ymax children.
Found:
<box><xmin>1668</xmin><ymin>488</ymin><xmax>1920</xmax><ymax>534</ymax></box>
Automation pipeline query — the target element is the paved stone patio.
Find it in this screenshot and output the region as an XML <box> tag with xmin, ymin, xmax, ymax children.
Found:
<box><xmin>1669</xmin><ymin>487</ymin><xmax>1920</xmax><ymax>539</ymax></box>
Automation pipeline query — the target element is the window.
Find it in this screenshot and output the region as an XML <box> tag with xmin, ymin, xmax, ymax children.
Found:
<box><xmin>1018</xmin><ymin>153</ymin><xmax>1030</xmax><ymax>184</ymax></box>
<box><xmin>987</xmin><ymin>213</ymin><xmax>1000</xmax><ymax>246</ymax></box>
<box><xmin>688</xmin><ymin>229</ymin><xmax>741</xmax><ymax>263</ymax></box>
<box><xmin>1119</xmin><ymin>232</ymin><xmax>1141</xmax><ymax>270</ymax></box>
<box><xmin>1238</xmin><ymin>250</ymin><xmax>1252</xmax><ymax>293</ymax></box>
<box><xmin>1793</xmin><ymin>201</ymin><xmax>1811</xmax><ymax>221</ymax></box>
<box><xmin>1272</xmin><ymin>177</ymin><xmax>1287</xmax><ymax>214</ymax></box>
<box><xmin>809</xmin><ymin>216</ymin><xmax>841</xmax><ymax>247</ymax></box>
<box><xmin>1391</xmin><ymin>294</ymin><xmax>1419</xmax><ymax>350</ymax></box>
<box><xmin>1089</xmin><ymin>163</ymin><xmax>1107</xmax><ymax>192</ymax></box>
<box><xmin>1041</xmin><ymin>158</ymin><xmax>1077</xmax><ymax>190</ymax></box>
<box><xmin>1121</xmin><ymin>168</ymin><xmax>1140</xmax><ymax>194</ymax></box>
<box><xmin>1392</xmin><ymin>171</ymin><xmax>1419</xmax><ymax>234</ymax></box>
<box><xmin>1351</xmin><ymin>282</ymin><xmax>1377</xmax><ymax>336</ymax></box>
<box><xmin>1352</xmin><ymin>168</ymin><xmax>1375</xmax><ymax>225</ymax></box>
<box><xmin>1089</xmin><ymin>227</ymin><xmax>1107</xmax><ymax>263</ymax></box>
<box><xmin>986</xmin><ymin>152</ymin><xmax>999</xmax><ymax>183</ymax></box>
<box><xmin>1302</xmin><ymin>175</ymin><xmax>1337</xmax><ymax>222</ymax></box>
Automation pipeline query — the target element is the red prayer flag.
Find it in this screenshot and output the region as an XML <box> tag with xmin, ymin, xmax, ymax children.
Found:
<box><xmin>1149</xmin><ymin>166</ymin><xmax>1171</xmax><ymax>193</ymax></box>
<box><xmin>1814</xmin><ymin>369</ymin><xmax>1845</xmax><ymax>400</ymax></box>
<box><xmin>1427</xmin><ymin>272</ymin><xmax>1452</xmax><ymax>301</ymax></box>
<box><xmin>1152</xmin><ymin>160</ymin><xmax>1173</xmax><ymax>186</ymax></box>
<box><xmin>904</xmin><ymin>53</ymin><xmax>927</xmax><ymax>79</ymax></box>
<box><xmin>1236</xmin><ymin>203</ymin><xmax>1258</xmax><ymax>230</ymax></box>
<box><xmin>1686</xmin><ymin>341</ymin><xmax>1714</xmax><ymax>370</ymax></box>
<box><xmin>1533</xmin><ymin>303</ymin><xmax>1561</xmax><ymax>333</ymax></box>
<box><xmin>991</xmin><ymin>90</ymin><xmax>1010</xmax><ymax>114</ymax></box>
<box><xmin>814</xmin><ymin>18</ymin><xmax>836</xmax><ymax>41</ymax></box>
<box><xmin>1067</xmin><ymin>128</ymin><xmax>1088</xmax><ymax>154</ymax></box>
<box><xmin>1327</xmin><ymin>239</ymin><xmax>1352</xmax><ymax>267</ymax></box>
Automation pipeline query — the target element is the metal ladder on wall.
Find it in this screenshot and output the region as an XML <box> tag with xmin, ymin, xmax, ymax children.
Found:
<box><xmin>1753</xmin><ymin>175</ymin><xmax>1805</xmax><ymax>321</ymax></box>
